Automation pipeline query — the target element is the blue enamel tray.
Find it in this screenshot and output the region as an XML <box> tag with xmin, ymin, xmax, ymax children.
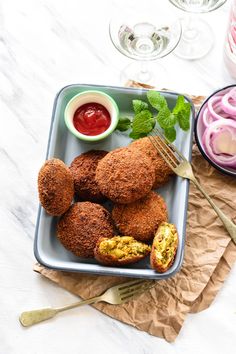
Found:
<box><xmin>34</xmin><ymin>84</ymin><xmax>194</xmax><ymax>279</ymax></box>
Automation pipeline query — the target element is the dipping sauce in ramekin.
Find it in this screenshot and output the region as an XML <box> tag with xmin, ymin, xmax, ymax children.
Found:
<box><xmin>64</xmin><ymin>90</ymin><xmax>119</xmax><ymax>142</ymax></box>
<box><xmin>73</xmin><ymin>102</ymin><xmax>111</xmax><ymax>136</ymax></box>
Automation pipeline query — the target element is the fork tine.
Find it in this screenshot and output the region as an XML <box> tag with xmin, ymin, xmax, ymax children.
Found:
<box><xmin>119</xmin><ymin>280</ymin><xmax>152</xmax><ymax>296</ymax></box>
<box><xmin>148</xmin><ymin>132</ymin><xmax>178</xmax><ymax>169</ymax></box>
<box><xmin>117</xmin><ymin>279</ymin><xmax>145</xmax><ymax>291</ymax></box>
<box><xmin>150</xmin><ymin>129</ymin><xmax>181</xmax><ymax>165</ymax></box>
<box><xmin>120</xmin><ymin>282</ymin><xmax>155</xmax><ymax>301</ymax></box>
<box><xmin>151</xmin><ymin>127</ymin><xmax>178</xmax><ymax>158</ymax></box>
<box><xmin>152</xmin><ymin>126</ymin><xmax>187</xmax><ymax>162</ymax></box>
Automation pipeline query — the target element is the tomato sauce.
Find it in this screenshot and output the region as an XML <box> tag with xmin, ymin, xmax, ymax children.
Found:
<box><xmin>73</xmin><ymin>103</ymin><xmax>111</xmax><ymax>136</ymax></box>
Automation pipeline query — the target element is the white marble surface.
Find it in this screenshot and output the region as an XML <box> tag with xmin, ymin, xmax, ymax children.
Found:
<box><xmin>1</xmin><ymin>0</ymin><xmax>236</xmax><ymax>353</ymax></box>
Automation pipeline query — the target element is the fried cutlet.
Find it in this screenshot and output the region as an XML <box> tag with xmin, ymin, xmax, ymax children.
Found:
<box><xmin>112</xmin><ymin>191</ymin><xmax>168</xmax><ymax>242</ymax></box>
<box><xmin>57</xmin><ymin>202</ymin><xmax>113</xmax><ymax>258</ymax></box>
<box><xmin>38</xmin><ymin>158</ymin><xmax>74</xmax><ymax>216</ymax></box>
<box><xmin>70</xmin><ymin>150</ymin><xmax>107</xmax><ymax>202</ymax></box>
<box><xmin>129</xmin><ymin>137</ymin><xmax>173</xmax><ymax>188</ymax></box>
<box><xmin>95</xmin><ymin>147</ymin><xmax>155</xmax><ymax>204</ymax></box>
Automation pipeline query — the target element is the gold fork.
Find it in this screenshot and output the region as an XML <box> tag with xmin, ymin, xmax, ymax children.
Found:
<box><xmin>19</xmin><ymin>279</ymin><xmax>155</xmax><ymax>327</ymax></box>
<box><xmin>148</xmin><ymin>128</ymin><xmax>236</xmax><ymax>244</ymax></box>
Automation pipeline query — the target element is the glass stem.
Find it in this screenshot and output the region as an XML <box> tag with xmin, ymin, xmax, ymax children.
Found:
<box><xmin>183</xmin><ymin>14</ymin><xmax>199</xmax><ymax>41</ymax></box>
<box><xmin>139</xmin><ymin>61</ymin><xmax>151</xmax><ymax>83</ymax></box>
<box><xmin>141</xmin><ymin>61</ymin><xmax>148</xmax><ymax>74</ymax></box>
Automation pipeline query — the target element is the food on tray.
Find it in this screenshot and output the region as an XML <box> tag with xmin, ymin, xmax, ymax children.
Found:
<box><xmin>70</xmin><ymin>150</ymin><xmax>108</xmax><ymax>202</ymax></box>
<box><xmin>73</xmin><ymin>103</ymin><xmax>111</xmax><ymax>136</ymax></box>
<box><xmin>129</xmin><ymin>137</ymin><xmax>173</xmax><ymax>188</ymax></box>
<box><xmin>116</xmin><ymin>90</ymin><xmax>191</xmax><ymax>142</ymax></box>
<box><xmin>94</xmin><ymin>236</ymin><xmax>151</xmax><ymax>266</ymax></box>
<box><xmin>198</xmin><ymin>87</ymin><xmax>236</xmax><ymax>169</ymax></box>
<box><xmin>112</xmin><ymin>191</ymin><xmax>168</xmax><ymax>242</ymax></box>
<box><xmin>150</xmin><ymin>222</ymin><xmax>178</xmax><ymax>273</ymax></box>
<box><xmin>95</xmin><ymin>147</ymin><xmax>155</xmax><ymax>204</ymax></box>
<box><xmin>57</xmin><ymin>202</ymin><xmax>113</xmax><ymax>258</ymax></box>
<box><xmin>37</xmin><ymin>158</ymin><xmax>74</xmax><ymax>216</ymax></box>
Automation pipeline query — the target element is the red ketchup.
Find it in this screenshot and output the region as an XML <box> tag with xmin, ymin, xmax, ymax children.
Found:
<box><xmin>73</xmin><ymin>102</ymin><xmax>111</xmax><ymax>136</ymax></box>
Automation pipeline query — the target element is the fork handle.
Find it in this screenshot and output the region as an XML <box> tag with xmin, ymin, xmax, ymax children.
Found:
<box><xmin>19</xmin><ymin>295</ymin><xmax>101</xmax><ymax>327</ymax></box>
<box><xmin>56</xmin><ymin>295</ymin><xmax>101</xmax><ymax>312</ymax></box>
<box><xmin>191</xmin><ymin>178</ymin><xmax>236</xmax><ymax>244</ymax></box>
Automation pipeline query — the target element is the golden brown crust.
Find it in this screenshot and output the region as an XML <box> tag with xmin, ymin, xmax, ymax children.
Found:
<box><xmin>69</xmin><ymin>150</ymin><xmax>107</xmax><ymax>202</ymax></box>
<box><xmin>95</xmin><ymin>147</ymin><xmax>155</xmax><ymax>204</ymax></box>
<box><xmin>38</xmin><ymin>158</ymin><xmax>74</xmax><ymax>216</ymax></box>
<box><xmin>112</xmin><ymin>191</ymin><xmax>168</xmax><ymax>242</ymax></box>
<box><xmin>95</xmin><ymin>249</ymin><xmax>147</xmax><ymax>266</ymax></box>
<box><xmin>94</xmin><ymin>236</ymin><xmax>151</xmax><ymax>266</ymax></box>
<box><xmin>129</xmin><ymin>137</ymin><xmax>173</xmax><ymax>189</ymax></box>
<box><xmin>57</xmin><ymin>202</ymin><xmax>114</xmax><ymax>258</ymax></box>
<box><xmin>150</xmin><ymin>253</ymin><xmax>174</xmax><ymax>273</ymax></box>
<box><xmin>150</xmin><ymin>222</ymin><xmax>178</xmax><ymax>273</ymax></box>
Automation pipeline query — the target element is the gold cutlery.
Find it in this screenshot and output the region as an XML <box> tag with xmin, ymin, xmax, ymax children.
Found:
<box><xmin>19</xmin><ymin>279</ymin><xmax>155</xmax><ymax>327</ymax></box>
<box><xmin>149</xmin><ymin>128</ymin><xmax>236</xmax><ymax>244</ymax></box>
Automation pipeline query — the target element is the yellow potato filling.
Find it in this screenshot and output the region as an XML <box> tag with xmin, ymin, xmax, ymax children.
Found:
<box><xmin>153</xmin><ymin>223</ymin><xmax>178</xmax><ymax>266</ymax></box>
<box><xmin>99</xmin><ymin>236</ymin><xmax>151</xmax><ymax>260</ymax></box>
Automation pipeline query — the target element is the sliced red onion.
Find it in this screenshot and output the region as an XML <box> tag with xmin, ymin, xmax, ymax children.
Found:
<box><xmin>202</xmin><ymin>108</ymin><xmax>216</xmax><ymax>128</ymax></box>
<box><xmin>202</xmin><ymin>119</ymin><xmax>236</xmax><ymax>168</ymax></box>
<box><xmin>207</xmin><ymin>96</ymin><xmax>224</xmax><ymax>120</ymax></box>
<box><xmin>229</xmin><ymin>88</ymin><xmax>236</xmax><ymax>100</ymax></box>
<box><xmin>199</xmin><ymin>86</ymin><xmax>236</xmax><ymax>170</ymax></box>
<box><xmin>213</xmin><ymin>101</ymin><xmax>233</xmax><ymax>118</ymax></box>
<box><xmin>221</xmin><ymin>88</ymin><xmax>236</xmax><ymax>117</ymax></box>
<box><xmin>211</xmin><ymin>130</ymin><xmax>236</xmax><ymax>156</ymax></box>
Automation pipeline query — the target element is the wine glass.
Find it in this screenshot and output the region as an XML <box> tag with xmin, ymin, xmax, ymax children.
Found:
<box><xmin>109</xmin><ymin>10</ymin><xmax>182</xmax><ymax>86</ymax></box>
<box><xmin>169</xmin><ymin>0</ymin><xmax>227</xmax><ymax>59</ymax></box>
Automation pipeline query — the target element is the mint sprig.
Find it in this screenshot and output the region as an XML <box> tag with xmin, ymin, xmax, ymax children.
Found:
<box><xmin>115</xmin><ymin>90</ymin><xmax>191</xmax><ymax>142</ymax></box>
<box><xmin>116</xmin><ymin>116</ymin><xmax>132</xmax><ymax>132</ymax></box>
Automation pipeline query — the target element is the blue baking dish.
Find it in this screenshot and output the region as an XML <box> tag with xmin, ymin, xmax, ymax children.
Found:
<box><xmin>34</xmin><ymin>84</ymin><xmax>194</xmax><ymax>279</ymax></box>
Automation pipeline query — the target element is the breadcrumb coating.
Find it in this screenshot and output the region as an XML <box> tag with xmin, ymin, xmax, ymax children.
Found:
<box><xmin>70</xmin><ymin>150</ymin><xmax>107</xmax><ymax>202</ymax></box>
<box><xmin>38</xmin><ymin>158</ymin><xmax>74</xmax><ymax>216</ymax></box>
<box><xmin>129</xmin><ymin>137</ymin><xmax>173</xmax><ymax>188</ymax></box>
<box><xmin>112</xmin><ymin>191</ymin><xmax>168</xmax><ymax>242</ymax></box>
<box><xmin>95</xmin><ymin>147</ymin><xmax>155</xmax><ymax>204</ymax></box>
<box><xmin>57</xmin><ymin>202</ymin><xmax>114</xmax><ymax>258</ymax></box>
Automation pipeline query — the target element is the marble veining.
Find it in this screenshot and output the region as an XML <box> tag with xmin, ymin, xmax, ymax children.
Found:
<box><xmin>0</xmin><ymin>0</ymin><xmax>236</xmax><ymax>353</ymax></box>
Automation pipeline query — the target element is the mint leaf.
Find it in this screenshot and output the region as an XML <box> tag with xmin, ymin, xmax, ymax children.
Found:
<box><xmin>173</xmin><ymin>95</ymin><xmax>191</xmax><ymax>131</ymax></box>
<box><xmin>130</xmin><ymin>110</ymin><xmax>154</xmax><ymax>139</ymax></box>
<box><xmin>116</xmin><ymin>116</ymin><xmax>131</xmax><ymax>131</ymax></box>
<box><xmin>177</xmin><ymin>103</ymin><xmax>191</xmax><ymax>131</ymax></box>
<box><xmin>173</xmin><ymin>95</ymin><xmax>185</xmax><ymax>114</ymax></box>
<box><xmin>129</xmin><ymin>131</ymin><xmax>147</xmax><ymax>139</ymax></box>
<box><xmin>132</xmin><ymin>99</ymin><xmax>149</xmax><ymax>114</ymax></box>
<box><xmin>147</xmin><ymin>91</ymin><xmax>168</xmax><ymax>111</ymax></box>
<box><xmin>164</xmin><ymin>127</ymin><xmax>176</xmax><ymax>142</ymax></box>
<box><xmin>132</xmin><ymin>110</ymin><xmax>154</xmax><ymax>133</ymax></box>
<box><xmin>157</xmin><ymin>107</ymin><xmax>177</xmax><ymax>129</ymax></box>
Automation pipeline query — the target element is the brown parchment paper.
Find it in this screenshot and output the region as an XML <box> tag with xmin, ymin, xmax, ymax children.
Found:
<box><xmin>34</xmin><ymin>86</ymin><xmax>236</xmax><ymax>342</ymax></box>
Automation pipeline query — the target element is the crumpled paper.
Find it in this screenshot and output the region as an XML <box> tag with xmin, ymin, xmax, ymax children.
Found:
<box><xmin>34</xmin><ymin>87</ymin><xmax>236</xmax><ymax>342</ymax></box>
